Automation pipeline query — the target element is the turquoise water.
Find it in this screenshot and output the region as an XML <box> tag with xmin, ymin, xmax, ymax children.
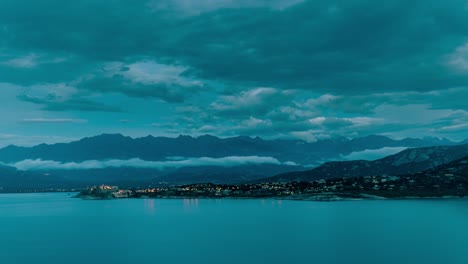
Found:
<box><xmin>1</xmin><ymin>193</ymin><xmax>468</xmax><ymax>264</ymax></box>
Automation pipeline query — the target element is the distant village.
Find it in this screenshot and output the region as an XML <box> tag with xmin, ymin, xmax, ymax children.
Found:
<box><xmin>77</xmin><ymin>168</ymin><xmax>468</xmax><ymax>200</ymax></box>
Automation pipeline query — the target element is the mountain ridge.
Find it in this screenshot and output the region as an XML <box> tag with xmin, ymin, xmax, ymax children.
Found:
<box><xmin>0</xmin><ymin>134</ymin><xmax>462</xmax><ymax>165</ymax></box>
<box><xmin>262</xmin><ymin>143</ymin><xmax>468</xmax><ymax>183</ymax></box>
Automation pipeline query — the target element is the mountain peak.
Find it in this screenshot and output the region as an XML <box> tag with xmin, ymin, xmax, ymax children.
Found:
<box><xmin>197</xmin><ymin>134</ymin><xmax>219</xmax><ymax>140</ymax></box>
<box><xmin>92</xmin><ymin>133</ymin><xmax>126</xmax><ymax>139</ymax></box>
<box><xmin>78</xmin><ymin>133</ymin><xmax>132</xmax><ymax>144</ymax></box>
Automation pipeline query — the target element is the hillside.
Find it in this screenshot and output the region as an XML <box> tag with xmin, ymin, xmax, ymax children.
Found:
<box><xmin>0</xmin><ymin>165</ymin><xmax>70</xmax><ymax>192</ymax></box>
<box><xmin>264</xmin><ymin>143</ymin><xmax>468</xmax><ymax>183</ymax></box>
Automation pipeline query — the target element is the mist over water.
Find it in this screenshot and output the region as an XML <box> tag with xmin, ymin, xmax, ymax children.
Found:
<box><xmin>1</xmin><ymin>193</ymin><xmax>468</xmax><ymax>264</ymax></box>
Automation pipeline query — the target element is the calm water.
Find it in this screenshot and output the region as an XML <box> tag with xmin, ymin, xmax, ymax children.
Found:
<box><xmin>1</xmin><ymin>193</ymin><xmax>468</xmax><ymax>264</ymax></box>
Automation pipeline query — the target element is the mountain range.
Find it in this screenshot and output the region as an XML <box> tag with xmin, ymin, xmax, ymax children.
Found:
<box><xmin>0</xmin><ymin>134</ymin><xmax>466</xmax><ymax>192</ymax></box>
<box><xmin>264</xmin><ymin>143</ymin><xmax>468</xmax><ymax>183</ymax></box>
<box><xmin>0</xmin><ymin>133</ymin><xmax>460</xmax><ymax>164</ymax></box>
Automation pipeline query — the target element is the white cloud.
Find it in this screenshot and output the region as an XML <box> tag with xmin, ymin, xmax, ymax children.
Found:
<box><xmin>3</xmin><ymin>54</ymin><xmax>39</xmax><ymax>68</ymax></box>
<box><xmin>447</xmin><ymin>43</ymin><xmax>468</xmax><ymax>72</ymax></box>
<box><xmin>212</xmin><ymin>87</ymin><xmax>275</xmax><ymax>111</ymax></box>
<box><xmin>345</xmin><ymin>117</ymin><xmax>384</xmax><ymax>127</ymax></box>
<box><xmin>105</xmin><ymin>60</ymin><xmax>203</xmax><ymax>88</ymax></box>
<box><xmin>304</xmin><ymin>94</ymin><xmax>339</xmax><ymax>108</ymax></box>
<box><xmin>290</xmin><ymin>131</ymin><xmax>318</xmax><ymax>142</ymax></box>
<box><xmin>149</xmin><ymin>0</ymin><xmax>304</xmax><ymax>16</ymax></box>
<box><xmin>1</xmin><ymin>53</ymin><xmax>68</xmax><ymax>69</ymax></box>
<box><xmin>308</xmin><ymin>116</ymin><xmax>326</xmax><ymax>125</ymax></box>
<box><xmin>211</xmin><ymin>87</ymin><xmax>294</xmax><ymax>114</ymax></box>
<box><xmin>242</xmin><ymin>117</ymin><xmax>272</xmax><ymax>128</ymax></box>
<box><xmin>440</xmin><ymin>123</ymin><xmax>468</xmax><ymax>131</ymax></box>
<box><xmin>341</xmin><ymin>147</ymin><xmax>408</xmax><ymax>161</ymax></box>
<box><xmin>8</xmin><ymin>156</ymin><xmax>298</xmax><ymax>171</ymax></box>
<box><xmin>308</xmin><ymin>116</ymin><xmax>382</xmax><ymax>128</ymax></box>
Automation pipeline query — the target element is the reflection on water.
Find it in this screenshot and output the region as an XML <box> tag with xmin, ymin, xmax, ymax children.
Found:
<box><xmin>261</xmin><ymin>199</ymin><xmax>283</xmax><ymax>206</ymax></box>
<box><xmin>144</xmin><ymin>199</ymin><xmax>156</xmax><ymax>214</ymax></box>
<box><xmin>143</xmin><ymin>197</ymin><xmax>282</xmax><ymax>213</ymax></box>
<box><xmin>183</xmin><ymin>198</ymin><xmax>199</xmax><ymax>210</ymax></box>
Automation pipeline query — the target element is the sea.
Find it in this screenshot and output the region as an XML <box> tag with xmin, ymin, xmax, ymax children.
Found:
<box><xmin>1</xmin><ymin>192</ymin><xmax>468</xmax><ymax>264</ymax></box>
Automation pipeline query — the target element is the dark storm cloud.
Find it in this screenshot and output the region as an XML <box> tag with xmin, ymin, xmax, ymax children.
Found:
<box><xmin>0</xmin><ymin>0</ymin><xmax>467</xmax><ymax>142</ymax></box>
<box><xmin>157</xmin><ymin>0</ymin><xmax>468</xmax><ymax>93</ymax></box>
<box><xmin>0</xmin><ymin>0</ymin><xmax>159</xmax><ymax>59</ymax></box>
<box><xmin>1</xmin><ymin>0</ymin><xmax>467</xmax><ymax>94</ymax></box>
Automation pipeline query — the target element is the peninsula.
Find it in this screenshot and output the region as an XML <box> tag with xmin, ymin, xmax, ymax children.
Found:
<box><xmin>76</xmin><ymin>155</ymin><xmax>468</xmax><ymax>201</ymax></box>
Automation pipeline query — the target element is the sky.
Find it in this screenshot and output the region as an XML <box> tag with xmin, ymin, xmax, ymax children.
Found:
<box><xmin>0</xmin><ymin>0</ymin><xmax>467</xmax><ymax>147</ymax></box>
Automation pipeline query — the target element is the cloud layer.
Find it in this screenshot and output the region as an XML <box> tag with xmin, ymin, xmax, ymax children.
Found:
<box><xmin>7</xmin><ymin>156</ymin><xmax>297</xmax><ymax>171</ymax></box>
<box><xmin>0</xmin><ymin>0</ymin><xmax>467</xmax><ymax>144</ymax></box>
<box><xmin>341</xmin><ymin>147</ymin><xmax>408</xmax><ymax>161</ymax></box>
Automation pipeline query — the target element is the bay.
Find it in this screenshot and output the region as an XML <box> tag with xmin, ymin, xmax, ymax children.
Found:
<box><xmin>1</xmin><ymin>193</ymin><xmax>468</xmax><ymax>264</ymax></box>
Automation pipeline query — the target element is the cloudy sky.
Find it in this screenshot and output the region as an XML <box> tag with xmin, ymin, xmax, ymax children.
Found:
<box><xmin>0</xmin><ymin>0</ymin><xmax>467</xmax><ymax>147</ymax></box>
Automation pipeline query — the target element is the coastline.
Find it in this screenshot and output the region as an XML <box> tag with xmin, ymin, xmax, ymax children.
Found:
<box><xmin>74</xmin><ymin>192</ymin><xmax>468</xmax><ymax>202</ymax></box>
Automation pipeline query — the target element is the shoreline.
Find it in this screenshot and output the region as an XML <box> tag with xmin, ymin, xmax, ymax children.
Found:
<box><xmin>75</xmin><ymin>193</ymin><xmax>468</xmax><ymax>202</ymax></box>
<box><xmin>1</xmin><ymin>191</ymin><xmax>466</xmax><ymax>202</ymax></box>
<box><xmin>2</xmin><ymin>191</ymin><xmax>466</xmax><ymax>202</ymax></box>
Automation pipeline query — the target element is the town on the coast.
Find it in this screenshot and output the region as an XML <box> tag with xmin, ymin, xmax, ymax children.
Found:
<box><xmin>77</xmin><ymin>160</ymin><xmax>468</xmax><ymax>201</ymax></box>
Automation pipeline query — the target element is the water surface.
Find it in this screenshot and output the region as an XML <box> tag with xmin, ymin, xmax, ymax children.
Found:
<box><xmin>1</xmin><ymin>193</ymin><xmax>468</xmax><ymax>264</ymax></box>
